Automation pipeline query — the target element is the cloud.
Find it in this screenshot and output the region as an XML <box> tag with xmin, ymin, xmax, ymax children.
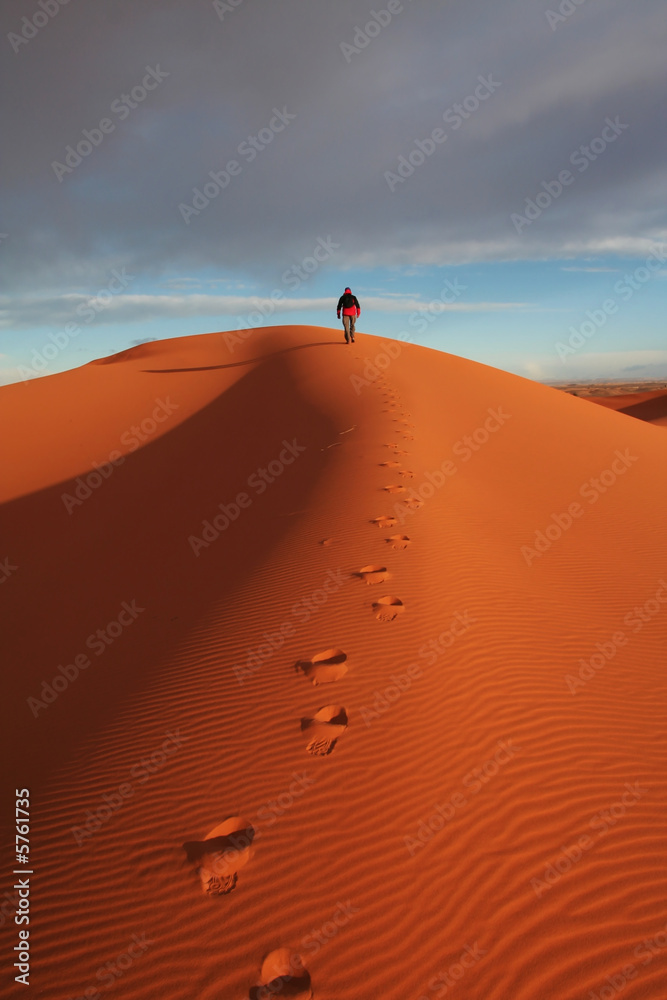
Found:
<box><xmin>0</xmin><ymin>291</ymin><xmax>535</xmax><ymax>330</ymax></box>
<box><xmin>523</xmin><ymin>349</ymin><xmax>667</xmax><ymax>382</ymax></box>
<box><xmin>560</xmin><ymin>266</ymin><xmax>620</xmax><ymax>273</ymax></box>
<box><xmin>1</xmin><ymin>0</ymin><xmax>665</xmax><ymax>292</ymax></box>
<box><xmin>161</xmin><ymin>277</ymin><xmax>203</xmax><ymax>290</ymax></box>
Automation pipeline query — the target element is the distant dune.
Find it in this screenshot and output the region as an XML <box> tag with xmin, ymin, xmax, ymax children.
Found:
<box><xmin>584</xmin><ymin>388</ymin><xmax>667</xmax><ymax>427</ymax></box>
<box><xmin>552</xmin><ymin>382</ymin><xmax>667</xmax><ymax>428</ymax></box>
<box><xmin>2</xmin><ymin>326</ymin><xmax>667</xmax><ymax>1000</ymax></box>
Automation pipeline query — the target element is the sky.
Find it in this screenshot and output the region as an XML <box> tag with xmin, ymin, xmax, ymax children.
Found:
<box><xmin>1</xmin><ymin>0</ymin><xmax>666</xmax><ymax>385</ymax></box>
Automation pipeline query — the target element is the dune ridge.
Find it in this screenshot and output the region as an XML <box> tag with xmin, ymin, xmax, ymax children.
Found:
<box><xmin>2</xmin><ymin>326</ymin><xmax>666</xmax><ymax>1000</ymax></box>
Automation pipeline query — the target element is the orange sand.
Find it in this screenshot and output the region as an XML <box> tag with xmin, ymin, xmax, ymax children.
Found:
<box><xmin>2</xmin><ymin>326</ymin><xmax>667</xmax><ymax>1000</ymax></box>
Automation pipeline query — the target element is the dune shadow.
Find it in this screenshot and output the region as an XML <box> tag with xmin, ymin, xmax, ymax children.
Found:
<box><xmin>142</xmin><ymin>341</ymin><xmax>343</xmax><ymax>374</ymax></box>
<box><xmin>618</xmin><ymin>392</ymin><xmax>667</xmax><ymax>423</ymax></box>
<box><xmin>1</xmin><ymin>351</ymin><xmax>340</xmax><ymax>790</ymax></box>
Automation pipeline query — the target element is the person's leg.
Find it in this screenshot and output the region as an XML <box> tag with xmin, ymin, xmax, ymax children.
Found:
<box><xmin>349</xmin><ymin>315</ymin><xmax>356</xmax><ymax>340</ymax></box>
<box><xmin>343</xmin><ymin>315</ymin><xmax>351</xmax><ymax>342</ymax></box>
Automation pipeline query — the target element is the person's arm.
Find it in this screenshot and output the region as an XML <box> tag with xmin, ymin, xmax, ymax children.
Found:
<box><xmin>337</xmin><ymin>295</ymin><xmax>343</xmax><ymax>317</ymax></box>
<box><xmin>355</xmin><ymin>296</ymin><xmax>361</xmax><ymax>316</ymax></box>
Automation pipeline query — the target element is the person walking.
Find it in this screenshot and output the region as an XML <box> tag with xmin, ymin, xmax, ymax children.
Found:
<box><xmin>336</xmin><ymin>287</ymin><xmax>361</xmax><ymax>343</ymax></box>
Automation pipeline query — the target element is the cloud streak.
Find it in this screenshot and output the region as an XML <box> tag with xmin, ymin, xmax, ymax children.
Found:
<box><xmin>0</xmin><ymin>292</ymin><xmax>535</xmax><ymax>330</ymax></box>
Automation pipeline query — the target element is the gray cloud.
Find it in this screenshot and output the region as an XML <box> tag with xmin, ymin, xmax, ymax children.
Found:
<box><xmin>2</xmin><ymin>0</ymin><xmax>666</xmax><ymax>293</ymax></box>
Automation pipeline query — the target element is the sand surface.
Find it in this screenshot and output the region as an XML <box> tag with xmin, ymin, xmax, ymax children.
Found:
<box><xmin>2</xmin><ymin>326</ymin><xmax>667</xmax><ymax>999</ymax></box>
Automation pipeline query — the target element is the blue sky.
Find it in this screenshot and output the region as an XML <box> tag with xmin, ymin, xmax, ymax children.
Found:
<box><xmin>4</xmin><ymin>256</ymin><xmax>665</xmax><ymax>385</ymax></box>
<box><xmin>2</xmin><ymin>0</ymin><xmax>666</xmax><ymax>385</ymax></box>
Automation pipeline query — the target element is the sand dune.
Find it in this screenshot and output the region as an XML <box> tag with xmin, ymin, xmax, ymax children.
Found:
<box><xmin>2</xmin><ymin>325</ymin><xmax>667</xmax><ymax>1000</ymax></box>
<box><xmin>585</xmin><ymin>389</ymin><xmax>667</xmax><ymax>427</ymax></box>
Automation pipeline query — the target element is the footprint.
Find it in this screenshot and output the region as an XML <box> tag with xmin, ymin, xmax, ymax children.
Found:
<box><xmin>301</xmin><ymin>705</ymin><xmax>348</xmax><ymax>756</ymax></box>
<box><xmin>402</xmin><ymin>433</ymin><xmax>415</xmax><ymax>440</ymax></box>
<box><xmin>386</xmin><ymin>534</ymin><xmax>411</xmax><ymax>550</ymax></box>
<box><xmin>356</xmin><ymin>564</ymin><xmax>390</xmax><ymax>585</ymax></box>
<box><xmin>383</xmin><ymin>484</ymin><xmax>406</xmax><ymax>494</ymax></box>
<box><xmin>320</xmin><ymin>538</ymin><xmax>334</xmax><ymax>547</ymax></box>
<box><xmin>249</xmin><ymin>949</ymin><xmax>312</xmax><ymax>1000</ymax></box>
<box><xmin>398</xmin><ymin>470</ymin><xmax>415</xmax><ymax>479</ymax></box>
<box><xmin>384</xmin><ymin>442</ymin><xmax>399</xmax><ymax>449</ymax></box>
<box><xmin>394</xmin><ymin>448</ymin><xmax>409</xmax><ymax>456</ymax></box>
<box><xmin>296</xmin><ymin>649</ymin><xmax>348</xmax><ymax>685</ymax></box>
<box><xmin>379</xmin><ymin>461</ymin><xmax>401</xmax><ymax>468</ymax></box>
<box><xmin>402</xmin><ymin>497</ymin><xmax>423</xmax><ymax>510</ymax></box>
<box><xmin>373</xmin><ymin>597</ymin><xmax>405</xmax><ymax>622</ymax></box>
<box><xmin>371</xmin><ymin>515</ymin><xmax>398</xmax><ymax>528</ymax></box>
<box><xmin>183</xmin><ymin>816</ymin><xmax>255</xmax><ymax>897</ymax></box>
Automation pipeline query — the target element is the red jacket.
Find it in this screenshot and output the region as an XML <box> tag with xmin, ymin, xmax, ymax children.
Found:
<box><xmin>337</xmin><ymin>292</ymin><xmax>360</xmax><ymax>317</ymax></box>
